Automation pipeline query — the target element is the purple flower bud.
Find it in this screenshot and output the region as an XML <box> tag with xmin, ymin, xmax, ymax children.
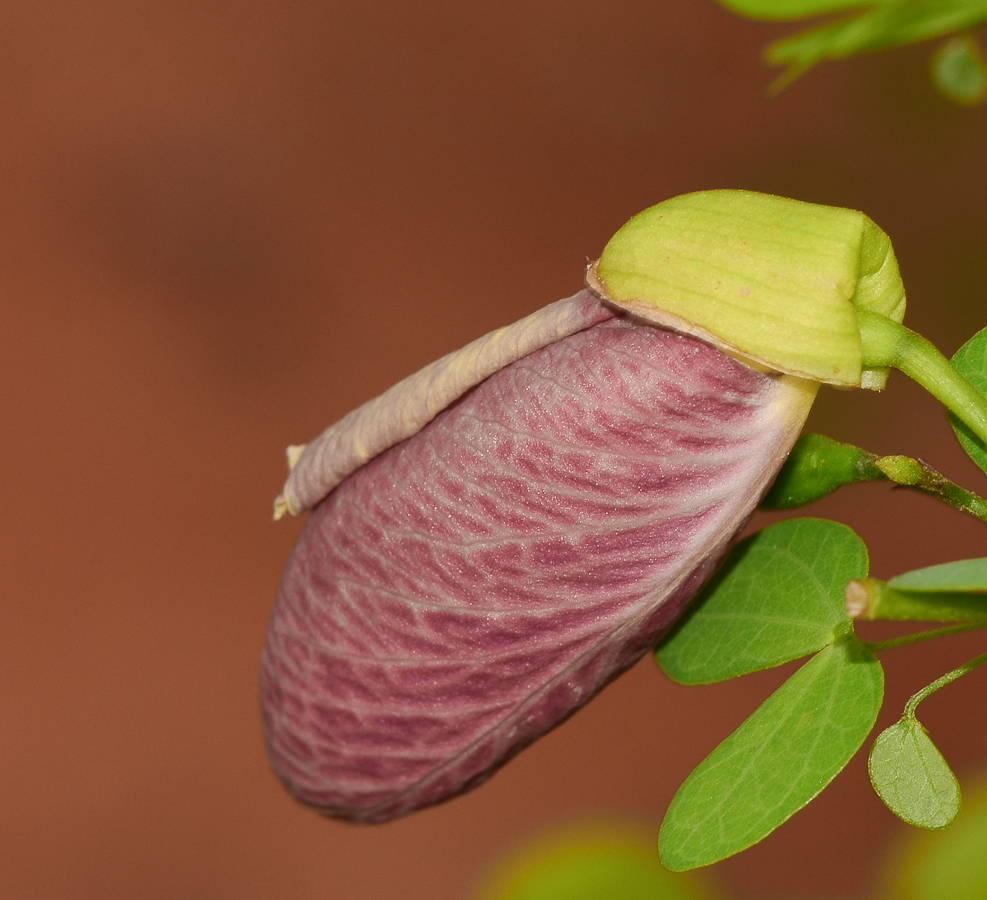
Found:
<box><xmin>262</xmin><ymin>289</ymin><xmax>815</xmax><ymax>822</ymax></box>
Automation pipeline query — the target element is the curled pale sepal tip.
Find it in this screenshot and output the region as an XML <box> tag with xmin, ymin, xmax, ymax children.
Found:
<box><xmin>272</xmin><ymin>445</ymin><xmax>308</xmax><ymax>520</ymax></box>
<box><xmin>274</xmin><ymin>291</ymin><xmax>613</xmax><ymax>517</ymax></box>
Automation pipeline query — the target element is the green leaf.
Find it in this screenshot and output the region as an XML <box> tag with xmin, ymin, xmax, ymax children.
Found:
<box><xmin>890</xmin><ymin>557</ymin><xmax>987</xmax><ymax>592</ymax></box>
<box><xmin>931</xmin><ymin>35</ymin><xmax>987</xmax><ymax>103</ymax></box>
<box><xmin>714</xmin><ymin>0</ymin><xmax>884</xmax><ymax>23</ymax></box>
<box><xmin>950</xmin><ymin>327</ymin><xmax>987</xmax><ymax>476</ymax></box>
<box><xmin>767</xmin><ymin>1</ymin><xmax>987</xmax><ymax>75</ymax></box>
<box><xmin>761</xmin><ymin>433</ymin><xmax>885</xmax><ymax>509</ymax></box>
<box><xmin>869</xmin><ymin>717</ymin><xmax>961</xmax><ymax>829</ymax></box>
<box><xmin>659</xmin><ymin>637</ymin><xmax>884</xmax><ymax>871</ymax></box>
<box><xmin>472</xmin><ymin>825</ymin><xmax>713</xmax><ymax>900</ymax></box>
<box><xmin>655</xmin><ymin>518</ymin><xmax>866</xmax><ymax>684</ymax></box>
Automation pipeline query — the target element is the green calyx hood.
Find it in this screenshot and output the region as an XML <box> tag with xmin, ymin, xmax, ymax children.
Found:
<box><xmin>589</xmin><ymin>190</ymin><xmax>906</xmax><ymax>389</ymax></box>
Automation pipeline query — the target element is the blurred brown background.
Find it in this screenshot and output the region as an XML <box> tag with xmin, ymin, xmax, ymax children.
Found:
<box><xmin>3</xmin><ymin>1</ymin><xmax>987</xmax><ymax>897</ymax></box>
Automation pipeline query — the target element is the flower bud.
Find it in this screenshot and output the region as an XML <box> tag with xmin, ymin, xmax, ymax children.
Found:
<box><xmin>263</xmin><ymin>191</ymin><xmax>906</xmax><ymax>822</ymax></box>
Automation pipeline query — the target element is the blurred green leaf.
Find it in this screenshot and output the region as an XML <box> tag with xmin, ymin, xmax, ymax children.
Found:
<box><xmin>767</xmin><ymin>1</ymin><xmax>987</xmax><ymax>79</ymax></box>
<box><xmin>714</xmin><ymin>0</ymin><xmax>882</xmax><ymax>22</ymax></box>
<box><xmin>472</xmin><ymin>824</ymin><xmax>715</xmax><ymax>900</ymax></box>
<box><xmin>761</xmin><ymin>432</ymin><xmax>885</xmax><ymax>509</ymax></box>
<box><xmin>656</xmin><ymin>518</ymin><xmax>866</xmax><ymax>684</ymax></box>
<box><xmin>950</xmin><ymin>328</ymin><xmax>987</xmax><ymax>476</ymax></box>
<box><xmin>931</xmin><ymin>35</ymin><xmax>987</xmax><ymax>103</ymax></box>
<box><xmin>883</xmin><ymin>777</ymin><xmax>987</xmax><ymax>899</ymax></box>
<box><xmin>659</xmin><ymin>637</ymin><xmax>883</xmax><ymax>871</ymax></box>
<box><xmin>890</xmin><ymin>558</ymin><xmax>987</xmax><ymax>592</ymax></box>
<box><xmin>869</xmin><ymin>717</ymin><xmax>961</xmax><ymax>829</ymax></box>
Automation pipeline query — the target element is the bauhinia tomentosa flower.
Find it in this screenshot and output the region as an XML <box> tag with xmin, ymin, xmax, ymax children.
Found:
<box><xmin>261</xmin><ymin>190</ymin><xmax>915</xmax><ymax>823</ymax></box>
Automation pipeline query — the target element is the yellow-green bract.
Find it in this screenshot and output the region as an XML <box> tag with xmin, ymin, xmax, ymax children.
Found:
<box><xmin>588</xmin><ymin>190</ymin><xmax>906</xmax><ymax>390</ymax></box>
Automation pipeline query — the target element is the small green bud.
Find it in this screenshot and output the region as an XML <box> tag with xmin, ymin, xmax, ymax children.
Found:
<box><xmin>875</xmin><ymin>454</ymin><xmax>924</xmax><ymax>486</ymax></box>
<box><xmin>761</xmin><ymin>433</ymin><xmax>884</xmax><ymax>509</ymax></box>
<box><xmin>588</xmin><ymin>190</ymin><xmax>906</xmax><ymax>389</ymax></box>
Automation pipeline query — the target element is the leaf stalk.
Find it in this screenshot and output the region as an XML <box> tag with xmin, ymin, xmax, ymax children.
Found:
<box><xmin>905</xmin><ymin>648</ymin><xmax>987</xmax><ymax>717</ymax></box>
<box><xmin>858</xmin><ymin>310</ymin><xmax>987</xmax><ymax>447</ymax></box>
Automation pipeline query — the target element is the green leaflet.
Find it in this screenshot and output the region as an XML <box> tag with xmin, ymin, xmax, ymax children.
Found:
<box><xmin>950</xmin><ymin>327</ymin><xmax>987</xmax><ymax>476</ymax></box>
<box><xmin>656</xmin><ymin>518</ymin><xmax>879</xmax><ymax>869</ymax></box>
<box><xmin>869</xmin><ymin>717</ymin><xmax>961</xmax><ymax>829</ymax></box>
<box><xmin>659</xmin><ymin>637</ymin><xmax>884</xmax><ymax>871</ymax></box>
<box><xmin>656</xmin><ymin>518</ymin><xmax>867</xmax><ymax>684</ymax></box>
<box><xmin>891</xmin><ymin>557</ymin><xmax>987</xmax><ymax>592</ymax></box>
<box><xmin>868</xmin><ymin>651</ymin><xmax>987</xmax><ymax>831</ymax></box>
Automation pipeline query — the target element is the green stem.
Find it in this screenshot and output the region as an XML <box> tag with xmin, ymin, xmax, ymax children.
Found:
<box><xmin>905</xmin><ymin>648</ymin><xmax>987</xmax><ymax>717</ymax></box>
<box><xmin>874</xmin><ymin>454</ymin><xmax>987</xmax><ymax>525</ymax></box>
<box><xmin>857</xmin><ymin>310</ymin><xmax>987</xmax><ymax>446</ymax></box>
<box><xmin>864</xmin><ymin>622</ymin><xmax>986</xmax><ymax>653</ymax></box>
